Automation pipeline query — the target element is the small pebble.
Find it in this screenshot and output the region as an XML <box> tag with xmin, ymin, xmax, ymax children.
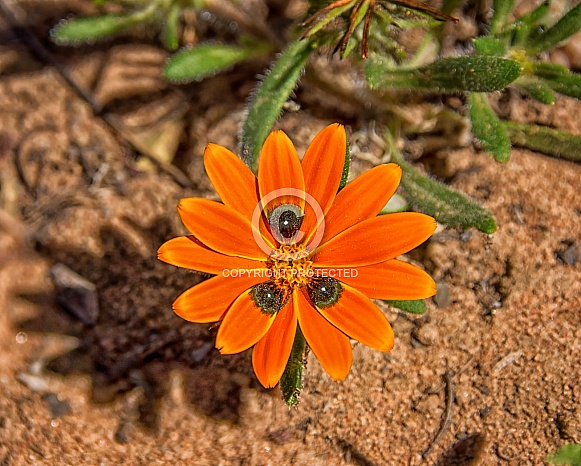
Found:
<box><xmin>42</xmin><ymin>393</ymin><xmax>72</xmax><ymax>418</ymax></box>
<box><xmin>434</xmin><ymin>281</ymin><xmax>451</xmax><ymax>308</ymax></box>
<box><xmin>414</xmin><ymin>324</ymin><xmax>439</xmax><ymax>346</ymax></box>
<box><xmin>557</xmin><ymin>242</ymin><xmax>579</xmax><ymax>266</ymax></box>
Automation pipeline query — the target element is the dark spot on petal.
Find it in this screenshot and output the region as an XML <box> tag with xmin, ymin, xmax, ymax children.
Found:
<box><xmin>269</xmin><ymin>204</ymin><xmax>303</xmax><ymax>241</ymax></box>
<box><xmin>307</xmin><ymin>277</ymin><xmax>342</xmax><ymax>309</ymax></box>
<box><xmin>250</xmin><ymin>281</ymin><xmax>287</xmax><ymax>315</ymax></box>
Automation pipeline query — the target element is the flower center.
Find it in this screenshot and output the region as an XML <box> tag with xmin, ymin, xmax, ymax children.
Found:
<box><xmin>268</xmin><ymin>244</ymin><xmax>313</xmax><ymax>290</ymax></box>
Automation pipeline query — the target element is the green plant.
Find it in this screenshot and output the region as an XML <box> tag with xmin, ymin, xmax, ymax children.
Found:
<box><xmin>547</xmin><ymin>444</ymin><xmax>581</xmax><ymax>466</ymax></box>
<box><xmin>51</xmin><ymin>0</ymin><xmax>274</xmax><ymax>81</ymax></box>
<box><xmin>50</xmin><ymin>0</ymin><xmax>581</xmax><ymax>405</ymax></box>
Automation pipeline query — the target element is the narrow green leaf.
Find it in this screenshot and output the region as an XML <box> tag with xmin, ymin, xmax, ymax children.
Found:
<box><xmin>367</xmin><ymin>56</ymin><xmax>522</xmax><ymax>92</ymax></box>
<box><xmin>490</xmin><ymin>0</ymin><xmax>516</xmax><ymax>35</ymax></box>
<box><xmin>540</xmin><ymin>71</ymin><xmax>581</xmax><ymax>99</ymax></box>
<box><xmin>532</xmin><ymin>61</ymin><xmax>570</xmax><ymax>78</ymax></box>
<box><xmin>526</xmin><ymin>3</ymin><xmax>581</xmax><ymax>55</ymax></box>
<box><xmin>546</xmin><ymin>444</ymin><xmax>581</xmax><ymax>466</ymax></box>
<box><xmin>473</xmin><ymin>36</ymin><xmax>507</xmax><ymax>56</ymax></box>
<box><xmin>50</xmin><ymin>14</ymin><xmax>141</xmax><ymax>45</ymax></box>
<box><xmin>302</xmin><ymin>0</ymin><xmax>356</xmax><ymax>38</ymax></box>
<box><xmin>385</xmin><ymin>299</ymin><xmax>427</xmax><ymax>314</ymax></box>
<box><xmin>280</xmin><ymin>328</ymin><xmax>306</xmax><ymax>407</ymax></box>
<box><xmin>241</xmin><ymin>39</ymin><xmax>314</xmax><ymax>170</ymax></box>
<box><xmin>511</xmin><ymin>0</ymin><xmax>550</xmax><ymax>45</ymax></box>
<box><xmin>164</xmin><ymin>43</ymin><xmax>266</xmax><ymax>83</ymax></box>
<box><xmin>517</xmin><ymin>0</ymin><xmax>550</xmax><ymax>27</ymax></box>
<box><xmin>391</xmin><ymin>150</ymin><xmax>497</xmax><ymax>233</ymax></box>
<box><xmin>162</xmin><ymin>4</ymin><xmax>181</xmax><ymax>51</ymax></box>
<box><xmin>514</xmin><ymin>76</ymin><xmax>555</xmax><ymax>104</ymax></box>
<box><xmin>504</xmin><ymin>121</ymin><xmax>581</xmax><ymax>163</ymax></box>
<box><xmin>468</xmin><ymin>92</ymin><xmax>511</xmax><ymax>162</ymax></box>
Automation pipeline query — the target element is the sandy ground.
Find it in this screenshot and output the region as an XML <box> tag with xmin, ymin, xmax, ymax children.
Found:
<box><xmin>1</xmin><ymin>1</ymin><xmax>581</xmax><ymax>465</ymax></box>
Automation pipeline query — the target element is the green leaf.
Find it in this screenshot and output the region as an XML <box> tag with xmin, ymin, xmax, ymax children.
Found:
<box><xmin>504</xmin><ymin>121</ymin><xmax>581</xmax><ymax>163</ymax></box>
<box><xmin>511</xmin><ymin>0</ymin><xmax>550</xmax><ymax>46</ymax></box>
<box><xmin>50</xmin><ymin>14</ymin><xmax>142</xmax><ymax>45</ymax></box>
<box><xmin>164</xmin><ymin>43</ymin><xmax>266</xmax><ymax>83</ymax></box>
<box><xmin>517</xmin><ymin>0</ymin><xmax>550</xmax><ymax>27</ymax></box>
<box><xmin>532</xmin><ymin>61</ymin><xmax>570</xmax><ymax>78</ymax></box>
<box><xmin>280</xmin><ymin>328</ymin><xmax>306</xmax><ymax>407</ymax></box>
<box><xmin>162</xmin><ymin>4</ymin><xmax>181</xmax><ymax>51</ymax></box>
<box><xmin>546</xmin><ymin>444</ymin><xmax>581</xmax><ymax>466</ymax></box>
<box><xmin>473</xmin><ymin>36</ymin><xmax>507</xmax><ymax>56</ymax></box>
<box><xmin>391</xmin><ymin>150</ymin><xmax>497</xmax><ymax>233</ymax></box>
<box><xmin>490</xmin><ymin>0</ymin><xmax>516</xmax><ymax>35</ymax></box>
<box><xmin>540</xmin><ymin>71</ymin><xmax>581</xmax><ymax>99</ymax></box>
<box><xmin>241</xmin><ymin>39</ymin><xmax>314</xmax><ymax>170</ymax></box>
<box><xmin>366</xmin><ymin>56</ymin><xmax>522</xmax><ymax>93</ymax></box>
<box><xmin>302</xmin><ymin>0</ymin><xmax>356</xmax><ymax>38</ymax></box>
<box><xmin>468</xmin><ymin>92</ymin><xmax>511</xmax><ymax>162</ymax></box>
<box><xmin>385</xmin><ymin>299</ymin><xmax>426</xmax><ymax>314</ymax></box>
<box><xmin>514</xmin><ymin>76</ymin><xmax>555</xmax><ymax>104</ymax></box>
<box><xmin>526</xmin><ymin>3</ymin><xmax>581</xmax><ymax>55</ymax></box>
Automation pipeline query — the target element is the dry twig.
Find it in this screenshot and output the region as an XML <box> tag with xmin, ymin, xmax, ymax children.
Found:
<box><xmin>422</xmin><ymin>370</ymin><xmax>455</xmax><ymax>459</ymax></box>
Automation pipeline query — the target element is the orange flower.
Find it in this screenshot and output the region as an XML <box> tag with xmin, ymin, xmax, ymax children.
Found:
<box><xmin>158</xmin><ymin>124</ymin><xmax>436</xmax><ymax>388</ymax></box>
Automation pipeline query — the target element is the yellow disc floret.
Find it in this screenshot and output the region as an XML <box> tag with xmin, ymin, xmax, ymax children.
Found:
<box><xmin>268</xmin><ymin>244</ymin><xmax>313</xmax><ymax>290</ymax></box>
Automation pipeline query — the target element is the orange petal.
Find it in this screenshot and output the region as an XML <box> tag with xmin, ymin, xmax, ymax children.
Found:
<box><xmin>178</xmin><ymin>198</ymin><xmax>269</xmax><ymax>260</ymax></box>
<box><xmin>296</xmin><ymin>289</ymin><xmax>352</xmax><ymax>381</ymax></box>
<box><xmin>204</xmin><ymin>143</ymin><xmax>260</xmax><ymax>220</ymax></box>
<box><xmin>158</xmin><ymin>236</ymin><xmax>264</xmax><ymax>274</ymax></box>
<box><xmin>252</xmin><ymin>298</ymin><xmax>297</xmax><ymax>388</ymax></box>
<box><xmin>173</xmin><ymin>273</ymin><xmax>265</xmax><ymax>323</ymax></box>
<box><xmin>203</xmin><ymin>144</ymin><xmax>277</xmax><ymax>248</ymax></box>
<box><xmin>216</xmin><ymin>289</ymin><xmax>276</xmax><ymax>354</ymax></box>
<box><xmin>337</xmin><ymin>259</ymin><xmax>436</xmax><ymax>300</ymax></box>
<box><xmin>300</xmin><ymin>124</ymin><xmax>347</xmax><ymax>241</ymax></box>
<box><xmin>315</xmin><ymin>283</ymin><xmax>394</xmax><ymax>352</ymax></box>
<box><xmin>258</xmin><ymin>130</ymin><xmax>305</xmax><ymax>214</ymax></box>
<box><xmin>312</xmin><ymin>212</ymin><xmax>436</xmax><ymax>267</ymax></box>
<box><xmin>321</xmin><ymin>163</ymin><xmax>402</xmax><ymax>244</ymax></box>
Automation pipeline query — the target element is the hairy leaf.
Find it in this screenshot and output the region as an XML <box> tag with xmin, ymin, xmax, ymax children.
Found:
<box><xmin>280</xmin><ymin>328</ymin><xmax>305</xmax><ymax>407</ymax></box>
<box><xmin>540</xmin><ymin>72</ymin><xmax>581</xmax><ymax>99</ymax></box>
<box><xmin>526</xmin><ymin>3</ymin><xmax>581</xmax><ymax>55</ymax></box>
<box><xmin>50</xmin><ymin>14</ymin><xmax>143</xmax><ymax>45</ymax></box>
<box><xmin>391</xmin><ymin>151</ymin><xmax>497</xmax><ymax>233</ymax></box>
<box><xmin>473</xmin><ymin>36</ymin><xmax>507</xmax><ymax>56</ymax></box>
<box><xmin>490</xmin><ymin>0</ymin><xmax>516</xmax><ymax>35</ymax></box>
<box><xmin>164</xmin><ymin>43</ymin><xmax>267</xmax><ymax>83</ymax></box>
<box><xmin>468</xmin><ymin>92</ymin><xmax>511</xmax><ymax>162</ymax></box>
<box><xmin>511</xmin><ymin>0</ymin><xmax>550</xmax><ymax>46</ymax></box>
<box><xmin>367</xmin><ymin>56</ymin><xmax>522</xmax><ymax>92</ymax></box>
<box><xmin>514</xmin><ymin>77</ymin><xmax>555</xmax><ymax>104</ymax></box>
<box><xmin>241</xmin><ymin>39</ymin><xmax>315</xmax><ymax>170</ymax></box>
<box><xmin>504</xmin><ymin>121</ymin><xmax>581</xmax><ymax>163</ymax></box>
